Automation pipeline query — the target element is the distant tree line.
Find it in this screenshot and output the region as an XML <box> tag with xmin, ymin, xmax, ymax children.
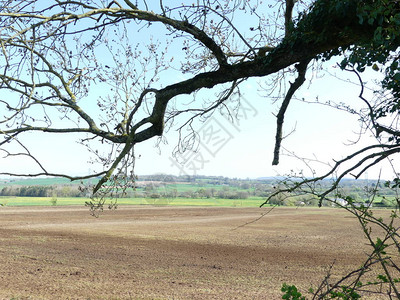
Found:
<box><xmin>0</xmin><ymin>176</ymin><xmax>397</xmax><ymax>208</ymax></box>
<box><xmin>0</xmin><ymin>185</ymin><xmax>86</xmax><ymax>197</ymax></box>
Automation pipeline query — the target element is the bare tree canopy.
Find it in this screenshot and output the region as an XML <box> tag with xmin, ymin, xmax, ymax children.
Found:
<box><xmin>0</xmin><ymin>0</ymin><xmax>400</xmax><ymax>193</ymax></box>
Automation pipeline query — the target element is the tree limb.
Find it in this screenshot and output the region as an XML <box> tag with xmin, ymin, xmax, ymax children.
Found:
<box><xmin>272</xmin><ymin>59</ymin><xmax>310</xmax><ymax>165</ymax></box>
<box><xmin>284</xmin><ymin>0</ymin><xmax>295</xmax><ymax>37</ymax></box>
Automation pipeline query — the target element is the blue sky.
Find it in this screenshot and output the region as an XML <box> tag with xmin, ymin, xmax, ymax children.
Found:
<box><xmin>1</xmin><ymin>1</ymin><xmax>397</xmax><ymax>181</ymax></box>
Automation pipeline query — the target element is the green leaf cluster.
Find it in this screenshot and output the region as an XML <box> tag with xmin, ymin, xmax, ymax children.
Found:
<box><xmin>327</xmin><ymin>286</ymin><xmax>361</xmax><ymax>299</ymax></box>
<box><xmin>341</xmin><ymin>1</ymin><xmax>400</xmax><ymax>118</ymax></box>
<box><xmin>281</xmin><ymin>284</ymin><xmax>306</xmax><ymax>300</ymax></box>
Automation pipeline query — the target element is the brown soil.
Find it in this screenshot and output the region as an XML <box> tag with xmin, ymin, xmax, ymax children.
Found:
<box><xmin>0</xmin><ymin>206</ymin><xmax>386</xmax><ymax>299</ymax></box>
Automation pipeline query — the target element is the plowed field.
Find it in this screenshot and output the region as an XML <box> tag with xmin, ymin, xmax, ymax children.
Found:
<box><xmin>0</xmin><ymin>206</ymin><xmax>383</xmax><ymax>299</ymax></box>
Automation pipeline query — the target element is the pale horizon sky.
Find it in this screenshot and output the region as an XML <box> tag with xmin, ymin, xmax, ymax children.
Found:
<box><xmin>1</xmin><ymin>60</ymin><xmax>396</xmax><ymax>182</ymax></box>
<box><xmin>132</xmin><ymin>63</ymin><xmax>395</xmax><ymax>181</ymax></box>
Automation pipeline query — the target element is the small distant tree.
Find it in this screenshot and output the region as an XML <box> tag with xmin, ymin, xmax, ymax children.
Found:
<box><xmin>50</xmin><ymin>193</ymin><xmax>58</xmax><ymax>206</ymax></box>
<box><xmin>267</xmin><ymin>187</ymin><xmax>290</xmax><ymax>206</ymax></box>
<box><xmin>149</xmin><ymin>193</ymin><xmax>160</xmax><ymax>199</ymax></box>
<box><xmin>236</xmin><ymin>191</ymin><xmax>249</xmax><ymax>199</ymax></box>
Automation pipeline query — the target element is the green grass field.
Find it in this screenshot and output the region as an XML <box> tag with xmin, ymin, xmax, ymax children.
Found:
<box><xmin>0</xmin><ymin>196</ymin><xmax>266</xmax><ymax>207</ymax></box>
<box><xmin>0</xmin><ymin>196</ymin><xmax>86</xmax><ymax>206</ymax></box>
